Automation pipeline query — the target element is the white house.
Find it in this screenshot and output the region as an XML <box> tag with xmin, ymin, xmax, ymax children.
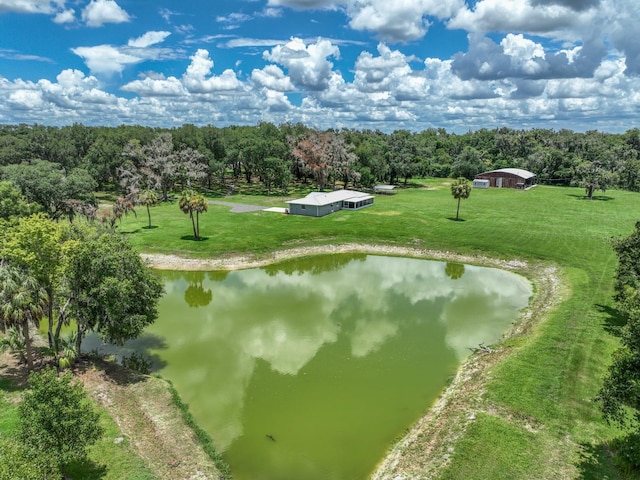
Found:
<box><xmin>286</xmin><ymin>190</ymin><xmax>374</xmax><ymax>217</ymax></box>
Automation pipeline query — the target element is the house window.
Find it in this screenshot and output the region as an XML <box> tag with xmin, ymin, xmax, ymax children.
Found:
<box><xmin>301</xmin><ymin>205</ymin><xmax>306</xmax><ymax>210</ymax></box>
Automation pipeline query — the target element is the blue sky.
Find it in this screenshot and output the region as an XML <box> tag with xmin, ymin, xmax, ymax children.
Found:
<box><xmin>1</xmin><ymin>0</ymin><xmax>639</xmax><ymax>133</ymax></box>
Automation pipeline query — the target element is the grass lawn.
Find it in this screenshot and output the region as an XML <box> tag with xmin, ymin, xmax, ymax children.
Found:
<box><xmin>114</xmin><ymin>178</ymin><xmax>639</xmax><ymax>479</ymax></box>
<box><xmin>0</xmin><ymin>373</ymin><xmax>156</xmax><ymax>480</ymax></box>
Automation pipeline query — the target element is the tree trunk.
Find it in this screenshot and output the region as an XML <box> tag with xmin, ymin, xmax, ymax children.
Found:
<box><xmin>22</xmin><ymin>321</ymin><xmax>34</xmax><ymax>370</ymax></box>
<box><xmin>456</xmin><ymin>197</ymin><xmax>461</xmax><ymax>221</ymax></box>
<box><xmin>76</xmin><ymin>324</ymin><xmax>85</xmax><ymax>356</ymax></box>
<box><xmin>47</xmin><ymin>287</ymin><xmax>55</xmax><ymax>349</ymax></box>
<box><xmin>190</xmin><ymin>211</ymin><xmax>198</xmax><ymax>240</ymax></box>
<box><xmin>53</xmin><ymin>297</ymin><xmax>71</xmax><ymax>351</ymax></box>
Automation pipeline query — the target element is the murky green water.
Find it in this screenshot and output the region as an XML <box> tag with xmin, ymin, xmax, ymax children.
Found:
<box><xmin>87</xmin><ymin>254</ymin><xmax>531</xmax><ymax>480</ymax></box>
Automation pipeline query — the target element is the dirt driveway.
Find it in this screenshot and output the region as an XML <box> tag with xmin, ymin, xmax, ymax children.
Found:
<box><xmin>208</xmin><ymin>200</ymin><xmax>267</xmax><ymax>213</ymax></box>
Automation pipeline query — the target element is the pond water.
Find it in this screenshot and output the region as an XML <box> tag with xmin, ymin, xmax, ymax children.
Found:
<box><xmin>86</xmin><ymin>254</ymin><xmax>531</xmax><ymax>480</ymax></box>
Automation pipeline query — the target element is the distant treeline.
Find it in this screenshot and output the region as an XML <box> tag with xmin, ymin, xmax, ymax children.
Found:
<box><xmin>2</xmin><ymin>122</ymin><xmax>640</xmax><ymax>195</ymax></box>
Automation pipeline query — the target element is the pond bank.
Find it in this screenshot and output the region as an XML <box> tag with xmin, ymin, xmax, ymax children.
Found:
<box><xmin>141</xmin><ymin>244</ymin><xmax>564</xmax><ymax>479</ymax></box>
<box><xmin>140</xmin><ymin>243</ymin><xmax>530</xmax><ymax>272</ymax></box>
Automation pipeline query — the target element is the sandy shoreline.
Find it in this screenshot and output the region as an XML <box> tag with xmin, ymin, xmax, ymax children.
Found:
<box><xmin>141</xmin><ymin>243</ymin><xmax>529</xmax><ymax>272</ymax></box>
<box><xmin>141</xmin><ymin>243</ymin><xmax>561</xmax><ymax>479</ymax></box>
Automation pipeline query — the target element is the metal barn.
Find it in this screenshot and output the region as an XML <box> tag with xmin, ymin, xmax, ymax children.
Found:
<box><xmin>474</xmin><ymin>168</ymin><xmax>537</xmax><ymax>189</ymax></box>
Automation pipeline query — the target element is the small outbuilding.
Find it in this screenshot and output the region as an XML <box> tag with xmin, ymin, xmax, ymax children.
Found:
<box><xmin>287</xmin><ymin>190</ymin><xmax>374</xmax><ymax>217</ymax></box>
<box><xmin>473</xmin><ymin>179</ymin><xmax>490</xmax><ymax>189</ymax></box>
<box><xmin>474</xmin><ymin>168</ymin><xmax>537</xmax><ymax>189</ymax></box>
<box><xmin>374</xmin><ymin>184</ymin><xmax>396</xmax><ymax>194</ymax></box>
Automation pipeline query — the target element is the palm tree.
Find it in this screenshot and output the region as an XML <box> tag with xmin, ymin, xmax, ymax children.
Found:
<box><xmin>0</xmin><ymin>266</ymin><xmax>46</xmax><ymax>369</ymax></box>
<box><xmin>179</xmin><ymin>190</ymin><xmax>208</xmax><ymax>240</ymax></box>
<box><xmin>0</xmin><ymin>326</ymin><xmax>27</xmax><ymax>365</ymax></box>
<box><xmin>450</xmin><ymin>177</ymin><xmax>472</xmax><ymax>221</ymax></box>
<box><xmin>139</xmin><ymin>189</ymin><xmax>159</xmax><ymax>228</ymax></box>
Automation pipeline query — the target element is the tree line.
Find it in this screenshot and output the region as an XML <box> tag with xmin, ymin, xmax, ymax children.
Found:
<box><xmin>2</xmin><ymin>123</ymin><xmax>640</xmax><ymax>200</ymax></box>
<box><xmin>597</xmin><ymin>222</ymin><xmax>640</xmax><ymax>473</ymax></box>
<box><xmin>0</xmin><ymin>210</ymin><xmax>163</xmax><ymax>479</ymax></box>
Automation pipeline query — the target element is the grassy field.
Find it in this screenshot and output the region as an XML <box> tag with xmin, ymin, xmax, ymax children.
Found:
<box><xmin>114</xmin><ymin>178</ymin><xmax>638</xmax><ymax>479</ymax></box>
<box><xmin>2</xmin><ymin>179</ymin><xmax>638</xmax><ymax>478</ymax></box>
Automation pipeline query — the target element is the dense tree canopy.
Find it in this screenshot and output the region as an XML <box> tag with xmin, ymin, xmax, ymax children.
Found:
<box><xmin>0</xmin><ymin>180</ymin><xmax>35</xmax><ymax>221</ymax></box>
<box><xmin>66</xmin><ymin>230</ymin><xmax>163</xmax><ymax>351</ymax></box>
<box><xmin>1</xmin><ymin>213</ymin><xmax>68</xmax><ymax>349</ymax></box>
<box><xmin>2</xmin><ymin>123</ymin><xmax>640</xmax><ymax>199</ymax></box>
<box><xmin>1</xmin><ymin>160</ymin><xmax>96</xmax><ymax>220</ymax></box>
<box><xmin>0</xmin><ymin>214</ymin><xmax>163</xmax><ymax>360</ymax></box>
<box><xmin>597</xmin><ymin>222</ymin><xmax>640</xmax><ymax>469</ymax></box>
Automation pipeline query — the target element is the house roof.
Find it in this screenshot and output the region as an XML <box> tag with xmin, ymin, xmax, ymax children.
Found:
<box><xmin>287</xmin><ymin>190</ymin><xmax>373</xmax><ymax>206</ymax></box>
<box><xmin>477</xmin><ymin>168</ymin><xmax>536</xmax><ymax>179</ymax></box>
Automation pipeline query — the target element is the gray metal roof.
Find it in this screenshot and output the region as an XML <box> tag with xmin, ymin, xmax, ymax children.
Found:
<box><xmin>478</xmin><ymin>168</ymin><xmax>536</xmax><ymax>179</ymax></box>
<box><xmin>287</xmin><ymin>190</ymin><xmax>373</xmax><ymax>206</ymax></box>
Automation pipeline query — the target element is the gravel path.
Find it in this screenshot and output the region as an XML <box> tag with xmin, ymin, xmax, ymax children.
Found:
<box><xmin>208</xmin><ymin>200</ymin><xmax>267</xmax><ymax>213</ymax></box>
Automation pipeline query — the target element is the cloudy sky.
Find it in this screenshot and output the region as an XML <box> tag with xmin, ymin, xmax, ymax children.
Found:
<box><xmin>1</xmin><ymin>0</ymin><xmax>639</xmax><ymax>132</ymax></box>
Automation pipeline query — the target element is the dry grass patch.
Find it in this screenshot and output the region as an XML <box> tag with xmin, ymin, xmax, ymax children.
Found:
<box><xmin>77</xmin><ymin>360</ymin><xmax>225</xmax><ymax>480</ymax></box>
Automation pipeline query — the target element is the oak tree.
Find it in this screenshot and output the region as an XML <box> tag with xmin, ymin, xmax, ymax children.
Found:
<box><xmin>66</xmin><ymin>231</ymin><xmax>164</xmax><ymax>352</ymax></box>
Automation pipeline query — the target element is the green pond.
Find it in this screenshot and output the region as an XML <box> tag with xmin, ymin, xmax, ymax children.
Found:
<box><xmin>86</xmin><ymin>254</ymin><xmax>531</xmax><ymax>480</ymax></box>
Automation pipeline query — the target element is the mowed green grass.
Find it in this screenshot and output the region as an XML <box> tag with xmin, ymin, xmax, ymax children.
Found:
<box><xmin>0</xmin><ymin>379</ymin><xmax>155</xmax><ymax>479</ymax></box>
<box><xmin>115</xmin><ymin>179</ymin><xmax>638</xmax><ymax>478</ymax></box>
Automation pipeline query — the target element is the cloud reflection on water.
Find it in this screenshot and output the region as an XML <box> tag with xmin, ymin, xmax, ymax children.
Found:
<box><xmin>144</xmin><ymin>255</ymin><xmax>531</xmax><ymax>451</ymax></box>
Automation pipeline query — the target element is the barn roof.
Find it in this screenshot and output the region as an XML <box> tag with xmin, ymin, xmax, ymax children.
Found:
<box><xmin>477</xmin><ymin>168</ymin><xmax>536</xmax><ymax>179</ymax></box>
<box><xmin>287</xmin><ymin>190</ymin><xmax>373</xmax><ymax>206</ymax></box>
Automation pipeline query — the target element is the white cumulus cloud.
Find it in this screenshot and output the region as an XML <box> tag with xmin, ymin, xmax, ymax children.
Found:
<box><xmin>347</xmin><ymin>0</ymin><xmax>465</xmax><ymax>42</ymax></box>
<box><xmin>354</xmin><ymin>43</ymin><xmax>416</xmax><ymax>92</ymax></box>
<box><xmin>82</xmin><ymin>0</ymin><xmax>130</xmax><ymax>27</ymax></box>
<box><xmin>128</xmin><ymin>31</ymin><xmax>171</xmax><ymax>48</ymax></box>
<box><xmin>250</xmin><ymin>65</ymin><xmax>295</xmax><ymax>91</ymax></box>
<box><xmin>0</xmin><ymin>0</ymin><xmax>59</xmax><ymax>14</ymax></box>
<box><xmin>182</xmin><ymin>49</ymin><xmax>243</xmax><ymax>93</ymax></box>
<box><xmin>264</xmin><ymin>37</ymin><xmax>340</xmax><ymax>91</ymax></box>
<box><xmin>72</xmin><ymin>45</ymin><xmax>140</xmax><ymax>75</ymax></box>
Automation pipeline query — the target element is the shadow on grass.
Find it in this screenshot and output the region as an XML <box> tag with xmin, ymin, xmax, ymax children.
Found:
<box><xmin>180</xmin><ymin>235</ymin><xmax>209</xmax><ymax>241</ymax></box>
<box><xmin>78</xmin><ymin>333</ymin><xmax>169</xmax><ymax>383</ymax></box>
<box><xmin>0</xmin><ymin>354</ymin><xmax>39</xmax><ymax>390</ymax></box>
<box><xmin>577</xmin><ymin>437</ymin><xmax>640</xmax><ymax>480</ymax></box>
<box><xmin>0</xmin><ymin>374</ymin><xmax>27</xmax><ymax>392</ymax></box>
<box><xmin>142</xmin><ymin>225</ymin><xmax>159</xmax><ymax>230</ymax></box>
<box><xmin>447</xmin><ymin>217</ymin><xmax>467</xmax><ymax>222</ymax></box>
<box><xmin>576</xmin><ymin>442</ymin><xmax>617</xmax><ymax>480</ymax></box>
<box><xmin>401</xmin><ymin>181</ymin><xmax>426</xmax><ymax>189</ymax></box>
<box><xmin>566</xmin><ymin>194</ymin><xmax>615</xmax><ymax>201</ymax></box>
<box><xmin>65</xmin><ymin>458</ymin><xmax>107</xmax><ymax>480</ymax></box>
<box><xmin>595</xmin><ymin>304</ymin><xmax>627</xmax><ymax>337</ymax></box>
